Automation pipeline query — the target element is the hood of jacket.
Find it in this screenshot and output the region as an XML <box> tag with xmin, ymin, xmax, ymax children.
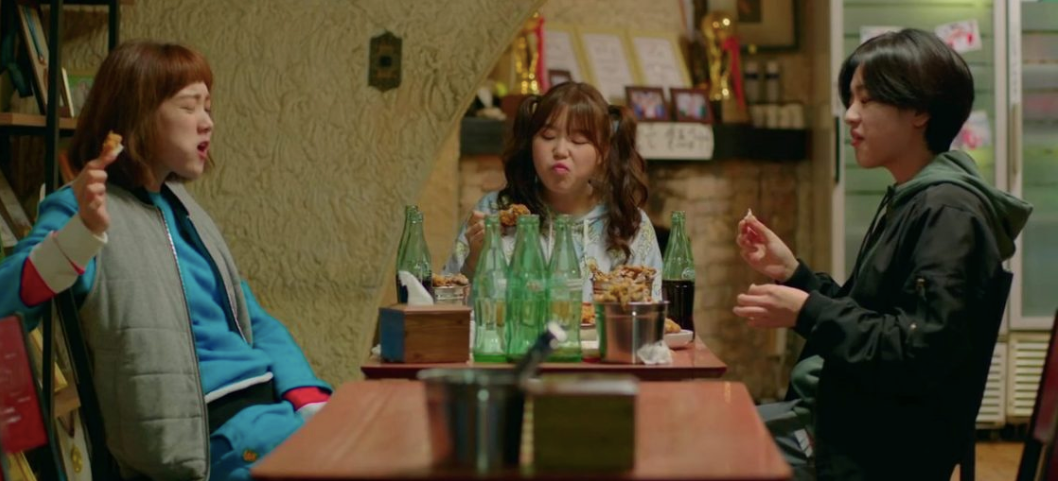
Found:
<box><xmin>891</xmin><ymin>150</ymin><xmax>1033</xmax><ymax>259</ymax></box>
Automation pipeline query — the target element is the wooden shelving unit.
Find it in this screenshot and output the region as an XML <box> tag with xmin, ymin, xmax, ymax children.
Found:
<box><xmin>0</xmin><ymin>1</ymin><xmax>124</xmax><ymax>479</ymax></box>
<box><xmin>0</xmin><ymin>113</ymin><xmax>78</xmax><ymax>131</ymax></box>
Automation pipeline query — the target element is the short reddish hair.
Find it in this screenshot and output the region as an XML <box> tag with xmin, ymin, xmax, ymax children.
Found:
<box><xmin>67</xmin><ymin>40</ymin><xmax>214</xmax><ymax>189</ymax></box>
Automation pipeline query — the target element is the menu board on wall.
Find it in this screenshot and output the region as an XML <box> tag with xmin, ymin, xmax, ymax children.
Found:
<box><xmin>579</xmin><ymin>29</ymin><xmax>637</xmax><ymax>104</ymax></box>
<box><xmin>629</xmin><ymin>33</ymin><xmax>690</xmax><ymax>94</ymax></box>
<box><xmin>636</xmin><ymin>122</ymin><xmax>714</xmax><ymax>160</ymax></box>
<box><xmin>543</xmin><ymin>24</ymin><xmax>586</xmax><ymax>83</ymax></box>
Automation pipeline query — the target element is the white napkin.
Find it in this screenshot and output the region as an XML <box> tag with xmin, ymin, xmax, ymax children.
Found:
<box><xmin>636</xmin><ymin>340</ymin><xmax>673</xmax><ymax>365</ymax></box>
<box><xmin>398</xmin><ymin>270</ymin><xmax>434</xmax><ymax>306</ymax></box>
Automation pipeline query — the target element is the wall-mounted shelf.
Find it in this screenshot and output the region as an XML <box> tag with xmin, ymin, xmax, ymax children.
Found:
<box><xmin>459</xmin><ymin>117</ymin><xmax>809</xmax><ymax>162</ymax></box>
<box><xmin>709</xmin><ymin>124</ymin><xmax>809</xmax><ymax>162</ymax></box>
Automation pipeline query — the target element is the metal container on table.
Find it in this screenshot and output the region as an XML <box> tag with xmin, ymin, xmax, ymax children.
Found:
<box><xmin>433</xmin><ymin>284</ymin><xmax>469</xmax><ymax>306</ymax></box>
<box><xmin>596</xmin><ymin>301</ymin><xmax>668</xmax><ymax>364</ymax></box>
<box><xmin>417</xmin><ymin>368</ymin><xmax>524</xmax><ymax>472</ymax></box>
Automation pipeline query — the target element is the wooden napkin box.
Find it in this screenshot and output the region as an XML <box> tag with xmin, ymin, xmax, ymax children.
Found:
<box><xmin>527</xmin><ymin>374</ymin><xmax>638</xmax><ymax>472</ymax></box>
<box><xmin>379</xmin><ymin>304</ymin><xmax>471</xmax><ymax>363</ymax></box>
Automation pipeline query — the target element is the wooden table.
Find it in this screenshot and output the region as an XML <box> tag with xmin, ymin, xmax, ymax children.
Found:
<box><xmin>361</xmin><ymin>339</ymin><xmax>727</xmax><ymax>381</ymax></box>
<box><xmin>253</xmin><ymin>380</ymin><xmax>790</xmax><ymax>481</ymax></box>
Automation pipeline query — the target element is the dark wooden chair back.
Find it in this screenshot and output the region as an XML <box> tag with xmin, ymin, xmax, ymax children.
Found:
<box><xmin>1016</xmin><ymin>309</ymin><xmax>1058</xmax><ymax>481</ymax></box>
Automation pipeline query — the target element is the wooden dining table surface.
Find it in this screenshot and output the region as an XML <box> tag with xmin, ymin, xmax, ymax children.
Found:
<box><xmin>252</xmin><ymin>380</ymin><xmax>791</xmax><ymax>481</ymax></box>
<box><xmin>361</xmin><ymin>338</ymin><xmax>727</xmax><ymax>381</ymax></box>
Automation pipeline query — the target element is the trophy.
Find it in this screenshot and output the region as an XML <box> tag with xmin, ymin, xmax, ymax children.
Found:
<box><xmin>701</xmin><ymin>11</ymin><xmax>748</xmax><ymax>123</ymax></box>
<box><xmin>512</xmin><ymin>13</ymin><xmax>543</xmax><ymax>96</ymax></box>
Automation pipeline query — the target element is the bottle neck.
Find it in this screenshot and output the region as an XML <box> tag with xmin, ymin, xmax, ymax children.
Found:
<box><xmin>396</xmin><ymin>208</ymin><xmax>415</xmax><ymax>264</ymax></box>
<box><xmin>484</xmin><ymin>219</ymin><xmax>502</xmax><ymax>251</ymax></box>
<box><xmin>515</xmin><ymin>221</ymin><xmax>540</xmax><ymax>243</ymax></box>
<box><xmin>409</xmin><ymin>220</ymin><xmax>428</xmax><ymax>253</ymax></box>
<box><xmin>663</xmin><ymin>218</ymin><xmax>693</xmax><ymax>280</ymax></box>
<box><xmin>549</xmin><ymin>221</ymin><xmax>579</xmax><ymax>271</ymax></box>
<box><xmin>552</xmin><ymin>222</ymin><xmax>571</xmax><ymax>244</ymax></box>
<box><xmin>512</xmin><ymin>220</ymin><xmax>545</xmax><ymax>271</ymax></box>
<box><xmin>665</xmin><ymin>220</ymin><xmax>686</xmax><ymax>255</ymax></box>
<box><xmin>402</xmin><ymin>219</ymin><xmax>431</xmax><ymax>275</ymax></box>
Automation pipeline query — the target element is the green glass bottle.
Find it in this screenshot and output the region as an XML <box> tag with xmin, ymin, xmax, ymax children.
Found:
<box><xmin>505</xmin><ymin>214</ymin><xmax>547</xmax><ymax>361</ymax></box>
<box><xmin>661</xmin><ymin>211</ymin><xmax>696</xmax><ymax>333</ymax></box>
<box><xmin>472</xmin><ymin>214</ymin><xmax>508</xmax><ymax>362</ymax></box>
<box><xmin>394</xmin><ymin>205</ymin><xmax>419</xmax><ymax>303</ymax></box>
<box><xmin>546</xmin><ymin>214</ymin><xmax>582</xmax><ymax>362</ymax></box>
<box><xmin>397</xmin><ymin>209</ymin><xmax>433</xmax><ymax>302</ymax></box>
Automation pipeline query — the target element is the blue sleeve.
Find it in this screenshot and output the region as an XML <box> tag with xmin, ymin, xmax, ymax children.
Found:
<box><xmin>242</xmin><ymin>281</ymin><xmax>331</xmax><ymax>395</ymax></box>
<box><xmin>0</xmin><ymin>188</ymin><xmax>94</xmax><ymax>331</ymax></box>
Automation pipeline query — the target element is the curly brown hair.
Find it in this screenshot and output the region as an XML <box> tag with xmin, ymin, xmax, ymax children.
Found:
<box><xmin>498</xmin><ymin>82</ymin><xmax>648</xmax><ymax>259</ymax></box>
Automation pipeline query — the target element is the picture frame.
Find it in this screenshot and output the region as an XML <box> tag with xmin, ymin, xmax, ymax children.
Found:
<box><xmin>670</xmin><ymin>88</ymin><xmax>714</xmax><ymax>124</ymax></box>
<box><xmin>546</xmin><ymin>69</ymin><xmax>573</xmax><ymax>90</ymax></box>
<box><xmin>625</xmin><ymin>86</ymin><xmax>669</xmax><ymax>122</ymax></box>
<box><xmin>17</xmin><ymin>3</ymin><xmax>74</xmax><ymax>117</ymax></box>
<box><xmin>67</xmin><ymin>70</ymin><xmax>95</xmax><ymax>116</ymax></box>
<box><xmin>627</xmin><ymin>30</ymin><xmax>691</xmax><ymax>94</ymax></box>
<box><xmin>702</xmin><ymin>0</ymin><xmax>799</xmax><ymax>52</ymax></box>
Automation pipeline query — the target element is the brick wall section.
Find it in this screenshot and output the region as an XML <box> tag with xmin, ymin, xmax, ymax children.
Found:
<box><xmin>458</xmin><ymin>154</ymin><xmax>813</xmax><ymax>400</ymax></box>
<box><xmin>646</xmin><ymin>161</ymin><xmax>807</xmax><ymax>400</ymax></box>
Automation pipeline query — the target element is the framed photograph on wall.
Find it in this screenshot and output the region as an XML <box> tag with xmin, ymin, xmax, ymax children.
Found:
<box><xmin>704</xmin><ymin>0</ymin><xmax>799</xmax><ymax>51</ymax></box>
<box><xmin>17</xmin><ymin>3</ymin><xmax>74</xmax><ymax>116</ymax></box>
<box><xmin>670</xmin><ymin>88</ymin><xmax>714</xmax><ymax>124</ymax></box>
<box><xmin>547</xmin><ymin>69</ymin><xmax>573</xmax><ymax>90</ymax></box>
<box><xmin>625</xmin><ymin>86</ymin><xmax>669</xmax><ymax>122</ymax></box>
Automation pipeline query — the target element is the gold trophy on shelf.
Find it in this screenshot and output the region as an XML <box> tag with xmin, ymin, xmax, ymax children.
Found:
<box><xmin>499</xmin><ymin>12</ymin><xmax>542</xmax><ymax>117</ymax></box>
<box><xmin>701</xmin><ymin>11</ymin><xmax>748</xmax><ymax>123</ymax></box>
<box><xmin>512</xmin><ymin>13</ymin><xmax>542</xmax><ymax>95</ymax></box>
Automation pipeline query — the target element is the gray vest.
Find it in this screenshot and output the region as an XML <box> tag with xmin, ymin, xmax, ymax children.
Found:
<box><xmin>79</xmin><ymin>182</ymin><xmax>253</xmax><ymax>480</ymax></box>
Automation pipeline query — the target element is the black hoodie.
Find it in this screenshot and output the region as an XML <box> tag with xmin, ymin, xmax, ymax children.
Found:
<box><xmin>785</xmin><ymin>151</ymin><xmax>1032</xmax><ymax>480</ymax></box>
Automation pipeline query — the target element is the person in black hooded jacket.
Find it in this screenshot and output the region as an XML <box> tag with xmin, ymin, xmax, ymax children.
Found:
<box><xmin>734</xmin><ymin>29</ymin><xmax>1033</xmax><ymax>481</ymax></box>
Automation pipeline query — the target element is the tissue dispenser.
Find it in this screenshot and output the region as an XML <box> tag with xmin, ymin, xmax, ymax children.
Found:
<box><xmin>527</xmin><ymin>374</ymin><xmax>637</xmax><ymax>472</ymax></box>
<box><xmin>379</xmin><ymin>304</ymin><xmax>471</xmax><ymax>363</ymax></box>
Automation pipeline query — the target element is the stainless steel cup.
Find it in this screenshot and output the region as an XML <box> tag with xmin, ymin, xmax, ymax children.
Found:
<box><xmin>433</xmin><ymin>285</ymin><xmax>469</xmax><ymax>306</ymax></box>
<box><xmin>596</xmin><ymin>301</ymin><xmax>668</xmax><ymax>364</ymax></box>
<box><xmin>418</xmin><ymin>368</ymin><xmax>524</xmax><ymax>472</ymax></box>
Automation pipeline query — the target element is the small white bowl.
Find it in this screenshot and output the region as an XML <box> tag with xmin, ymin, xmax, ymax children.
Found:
<box><xmin>664</xmin><ymin>330</ymin><xmax>694</xmax><ymax>350</ymax></box>
<box><xmin>580</xmin><ymin>324</ymin><xmax>597</xmax><ymax>341</ymax></box>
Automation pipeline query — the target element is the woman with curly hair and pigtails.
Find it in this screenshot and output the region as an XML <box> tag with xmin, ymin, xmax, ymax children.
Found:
<box><xmin>443</xmin><ymin>82</ymin><xmax>663</xmax><ymax>300</ymax></box>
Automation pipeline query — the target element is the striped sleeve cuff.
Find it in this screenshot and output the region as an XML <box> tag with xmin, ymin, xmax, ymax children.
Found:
<box><xmin>27</xmin><ymin>216</ymin><xmax>106</xmax><ymax>294</ymax></box>
<box><xmin>284</xmin><ymin>387</ymin><xmax>330</xmax><ymax>422</ymax></box>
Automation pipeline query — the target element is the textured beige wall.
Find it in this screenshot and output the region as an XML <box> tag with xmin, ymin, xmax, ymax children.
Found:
<box><xmin>59</xmin><ymin>0</ymin><xmax>544</xmax><ymax>384</ymax></box>
<box><xmin>378</xmin><ymin>129</ymin><xmax>462</xmax><ymax>307</ymax></box>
